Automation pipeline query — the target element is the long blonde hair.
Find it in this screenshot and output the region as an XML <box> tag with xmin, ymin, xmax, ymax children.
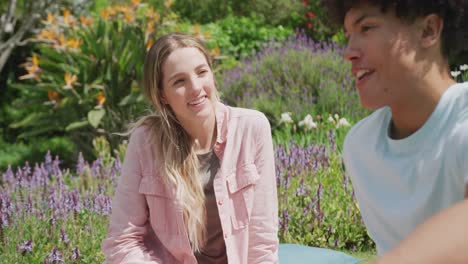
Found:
<box><xmin>130</xmin><ymin>33</ymin><xmax>216</xmax><ymax>252</ymax></box>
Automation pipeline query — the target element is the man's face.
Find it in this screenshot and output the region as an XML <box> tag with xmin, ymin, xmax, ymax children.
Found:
<box><xmin>343</xmin><ymin>4</ymin><xmax>423</xmax><ymax>110</ymax></box>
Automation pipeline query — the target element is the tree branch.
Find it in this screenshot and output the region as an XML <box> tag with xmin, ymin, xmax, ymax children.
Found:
<box><xmin>0</xmin><ymin>0</ymin><xmax>62</xmax><ymax>74</ymax></box>
<box><xmin>0</xmin><ymin>0</ymin><xmax>17</xmax><ymax>40</ymax></box>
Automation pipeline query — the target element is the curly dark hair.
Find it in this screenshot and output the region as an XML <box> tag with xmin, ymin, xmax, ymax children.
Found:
<box><xmin>322</xmin><ymin>0</ymin><xmax>468</xmax><ymax>58</ymax></box>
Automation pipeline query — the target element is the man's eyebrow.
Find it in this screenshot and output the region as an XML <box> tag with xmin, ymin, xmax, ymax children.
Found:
<box><xmin>345</xmin><ymin>13</ymin><xmax>376</xmax><ymax>35</ymax></box>
<box><xmin>353</xmin><ymin>13</ymin><xmax>370</xmax><ymax>27</ymax></box>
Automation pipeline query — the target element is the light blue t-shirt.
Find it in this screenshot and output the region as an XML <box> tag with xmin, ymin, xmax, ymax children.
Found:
<box><xmin>343</xmin><ymin>82</ymin><xmax>468</xmax><ymax>255</ymax></box>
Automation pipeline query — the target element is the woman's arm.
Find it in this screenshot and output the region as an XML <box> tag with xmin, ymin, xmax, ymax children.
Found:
<box><xmin>102</xmin><ymin>129</ymin><xmax>162</xmax><ymax>264</ymax></box>
<box><xmin>248</xmin><ymin>114</ymin><xmax>279</xmax><ymax>263</ymax></box>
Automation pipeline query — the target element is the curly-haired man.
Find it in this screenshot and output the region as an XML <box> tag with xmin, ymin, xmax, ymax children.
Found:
<box><xmin>323</xmin><ymin>1</ymin><xmax>468</xmax><ymax>263</ymax></box>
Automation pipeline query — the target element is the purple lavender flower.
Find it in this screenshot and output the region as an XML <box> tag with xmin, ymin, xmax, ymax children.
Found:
<box><xmin>2</xmin><ymin>165</ymin><xmax>14</xmax><ymax>185</ymax></box>
<box><xmin>48</xmin><ymin>188</ymin><xmax>59</xmax><ymax>213</ymax></box>
<box><xmin>67</xmin><ymin>189</ymin><xmax>81</xmax><ymax>215</ymax></box>
<box><xmin>76</xmin><ymin>152</ymin><xmax>86</xmax><ymax>175</ymax></box>
<box><xmin>17</xmin><ymin>239</ymin><xmax>33</xmax><ymax>255</ymax></box>
<box><xmin>52</xmin><ymin>155</ymin><xmax>62</xmax><ymax>178</ymax></box>
<box><xmin>24</xmin><ymin>193</ymin><xmax>33</xmax><ymax>215</ymax></box>
<box><xmin>69</xmin><ymin>247</ymin><xmax>80</xmax><ymax>261</ymax></box>
<box><xmin>44</xmin><ymin>151</ymin><xmax>53</xmax><ymax>174</ymax></box>
<box><xmin>60</xmin><ymin>227</ymin><xmax>70</xmax><ymax>246</ymax></box>
<box><xmin>280</xmin><ymin>209</ymin><xmax>290</xmax><ymax>234</ymax></box>
<box><xmin>91</xmin><ymin>156</ymin><xmax>102</xmax><ymax>178</ymax></box>
<box><xmin>44</xmin><ymin>246</ymin><xmax>64</xmax><ymax>263</ymax></box>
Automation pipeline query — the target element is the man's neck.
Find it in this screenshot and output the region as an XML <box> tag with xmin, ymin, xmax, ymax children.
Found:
<box><xmin>389</xmin><ymin>72</ymin><xmax>455</xmax><ymax>139</ymax></box>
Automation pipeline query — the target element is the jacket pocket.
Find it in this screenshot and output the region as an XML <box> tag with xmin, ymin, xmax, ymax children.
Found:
<box><xmin>138</xmin><ymin>176</ymin><xmax>178</xmax><ymax>234</ymax></box>
<box><xmin>226</xmin><ymin>163</ymin><xmax>260</xmax><ymax>230</ymax></box>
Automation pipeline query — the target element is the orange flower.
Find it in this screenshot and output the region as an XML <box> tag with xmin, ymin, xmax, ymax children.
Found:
<box><xmin>19</xmin><ymin>54</ymin><xmax>41</xmax><ymax>81</ymax></box>
<box><xmin>66</xmin><ymin>38</ymin><xmax>81</xmax><ymax>49</ymax></box>
<box><xmin>204</xmin><ymin>31</ymin><xmax>211</xmax><ymax>39</ymax></box>
<box><xmin>53</xmin><ymin>34</ymin><xmax>67</xmax><ymax>50</ymax></box>
<box><xmin>117</xmin><ymin>4</ymin><xmax>132</xmax><ymax>14</ymax></box>
<box><xmin>100</xmin><ymin>9</ymin><xmax>110</xmax><ymax>20</ymax></box>
<box><xmin>210</xmin><ymin>46</ymin><xmax>220</xmax><ymax>57</ymax></box>
<box><xmin>80</xmin><ymin>16</ymin><xmax>93</xmax><ymax>26</ymax></box>
<box><xmin>63</xmin><ymin>9</ymin><xmax>74</xmax><ymax>26</ymax></box>
<box><xmin>63</xmin><ymin>9</ymin><xmax>71</xmax><ymax>19</ymax></box>
<box><xmin>48</xmin><ymin>90</ymin><xmax>62</xmax><ymax>103</ymax></box>
<box><xmin>37</xmin><ymin>28</ymin><xmax>57</xmax><ymax>41</ymax></box>
<box><xmin>146</xmin><ymin>22</ymin><xmax>154</xmax><ymax>36</ymax></box>
<box><xmin>193</xmin><ymin>24</ymin><xmax>200</xmax><ymax>35</ymax></box>
<box><xmin>145</xmin><ymin>8</ymin><xmax>160</xmax><ymax>22</ymax></box>
<box><xmin>164</xmin><ymin>0</ymin><xmax>173</xmax><ymax>8</ymax></box>
<box><xmin>63</xmin><ymin>72</ymin><xmax>78</xmax><ymax>90</ymax></box>
<box><xmin>131</xmin><ymin>0</ymin><xmax>141</xmax><ymax>8</ymax></box>
<box><xmin>146</xmin><ymin>38</ymin><xmax>154</xmax><ymax>51</ymax></box>
<box><xmin>42</xmin><ymin>13</ymin><xmax>55</xmax><ymax>25</ymax></box>
<box><xmin>124</xmin><ymin>11</ymin><xmax>135</xmax><ymax>23</ymax></box>
<box><xmin>96</xmin><ymin>92</ymin><xmax>106</xmax><ymax>106</ymax></box>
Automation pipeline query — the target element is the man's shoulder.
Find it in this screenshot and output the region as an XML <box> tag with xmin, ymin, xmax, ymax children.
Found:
<box><xmin>344</xmin><ymin>107</ymin><xmax>389</xmax><ymax>152</ymax></box>
<box><xmin>447</xmin><ymin>82</ymin><xmax>468</xmax><ymax>141</ymax></box>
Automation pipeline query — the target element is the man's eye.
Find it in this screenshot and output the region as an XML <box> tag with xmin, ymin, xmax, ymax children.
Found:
<box><xmin>361</xmin><ymin>25</ymin><xmax>373</xmax><ymax>32</ymax></box>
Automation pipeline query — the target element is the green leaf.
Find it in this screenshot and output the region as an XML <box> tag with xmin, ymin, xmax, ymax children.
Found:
<box><xmin>9</xmin><ymin>112</ymin><xmax>47</xmax><ymax>128</ymax></box>
<box><xmin>8</xmin><ymin>82</ymin><xmax>38</xmax><ymax>91</ymax></box>
<box><xmin>119</xmin><ymin>92</ymin><xmax>143</xmax><ymax>106</ymax></box>
<box><xmin>87</xmin><ymin>108</ymin><xmax>106</xmax><ymax>128</ymax></box>
<box><xmin>17</xmin><ymin>125</ymin><xmax>60</xmax><ymax>139</ymax></box>
<box><xmin>65</xmin><ymin>120</ymin><xmax>90</xmax><ymax>131</ymax></box>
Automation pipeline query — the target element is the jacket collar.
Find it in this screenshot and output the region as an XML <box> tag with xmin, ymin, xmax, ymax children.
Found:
<box><xmin>213</xmin><ymin>102</ymin><xmax>229</xmax><ymax>159</ymax></box>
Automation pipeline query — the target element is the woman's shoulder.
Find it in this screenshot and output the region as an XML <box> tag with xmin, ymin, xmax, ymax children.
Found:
<box><xmin>128</xmin><ymin>124</ymin><xmax>154</xmax><ymax>148</ymax></box>
<box><xmin>227</xmin><ymin>105</ymin><xmax>269</xmax><ymax>124</ymax></box>
<box><xmin>225</xmin><ymin>105</ymin><xmax>271</xmax><ymax>137</ymax></box>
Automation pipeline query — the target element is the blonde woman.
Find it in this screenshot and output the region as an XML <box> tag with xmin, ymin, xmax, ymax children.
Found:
<box><xmin>101</xmin><ymin>33</ymin><xmax>279</xmax><ymax>263</ymax></box>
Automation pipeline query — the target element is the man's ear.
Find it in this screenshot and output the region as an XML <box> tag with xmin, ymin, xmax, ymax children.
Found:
<box><xmin>420</xmin><ymin>14</ymin><xmax>444</xmax><ymax>48</ymax></box>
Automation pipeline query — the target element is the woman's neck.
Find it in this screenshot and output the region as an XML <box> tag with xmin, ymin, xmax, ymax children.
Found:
<box><xmin>182</xmin><ymin>111</ymin><xmax>217</xmax><ymax>154</ymax></box>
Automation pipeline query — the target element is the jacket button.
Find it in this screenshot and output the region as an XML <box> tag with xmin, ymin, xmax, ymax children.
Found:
<box><xmin>224</xmin><ymin>233</ymin><xmax>228</xmax><ymax>238</ymax></box>
<box><xmin>218</xmin><ymin>199</ymin><xmax>223</xmax><ymax>205</ymax></box>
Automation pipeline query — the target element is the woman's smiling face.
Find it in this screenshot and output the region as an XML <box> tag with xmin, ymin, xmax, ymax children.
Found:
<box><xmin>161</xmin><ymin>47</ymin><xmax>217</xmax><ymax>125</ymax></box>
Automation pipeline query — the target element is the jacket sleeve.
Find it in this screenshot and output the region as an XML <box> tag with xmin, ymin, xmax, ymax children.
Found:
<box><xmin>101</xmin><ymin>129</ymin><xmax>162</xmax><ymax>264</ymax></box>
<box><xmin>248</xmin><ymin>114</ymin><xmax>279</xmax><ymax>263</ymax></box>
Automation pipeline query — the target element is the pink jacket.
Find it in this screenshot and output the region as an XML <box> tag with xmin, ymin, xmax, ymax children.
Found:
<box><xmin>102</xmin><ymin>102</ymin><xmax>279</xmax><ymax>263</ymax></box>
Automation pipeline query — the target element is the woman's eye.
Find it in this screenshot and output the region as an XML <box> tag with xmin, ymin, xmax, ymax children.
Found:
<box><xmin>173</xmin><ymin>79</ymin><xmax>184</xmax><ymax>85</ymax></box>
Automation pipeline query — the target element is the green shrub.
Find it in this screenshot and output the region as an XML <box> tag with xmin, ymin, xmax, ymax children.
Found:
<box><xmin>218</xmin><ymin>34</ymin><xmax>370</xmax><ymax>128</ymax></box>
<box><xmin>159</xmin><ymin>15</ymin><xmax>294</xmax><ymax>60</ymax></box>
<box><xmin>9</xmin><ymin>2</ymin><xmax>178</xmax><ymax>157</ymax></box>
<box><xmin>451</xmin><ymin>63</ymin><xmax>468</xmax><ymax>83</ymax></box>
<box><xmin>172</xmin><ymin>0</ymin><xmax>233</xmax><ymax>23</ymax></box>
<box><xmin>300</xmin><ymin>0</ymin><xmax>342</xmax><ymax>42</ymax></box>
<box><xmin>173</xmin><ymin>0</ymin><xmax>303</xmax><ymax>26</ymax></box>
<box><xmin>277</xmin><ymin>148</ymin><xmax>375</xmax><ymax>251</ymax></box>
<box><xmin>0</xmin><ymin>136</ymin><xmax>77</xmax><ymax>172</ymax></box>
<box><xmin>273</xmin><ymin>118</ymin><xmax>374</xmax><ymax>251</ymax></box>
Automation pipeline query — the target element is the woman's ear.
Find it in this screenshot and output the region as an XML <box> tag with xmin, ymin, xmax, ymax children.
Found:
<box><xmin>420</xmin><ymin>14</ymin><xmax>444</xmax><ymax>48</ymax></box>
<box><xmin>160</xmin><ymin>90</ymin><xmax>168</xmax><ymax>105</ymax></box>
